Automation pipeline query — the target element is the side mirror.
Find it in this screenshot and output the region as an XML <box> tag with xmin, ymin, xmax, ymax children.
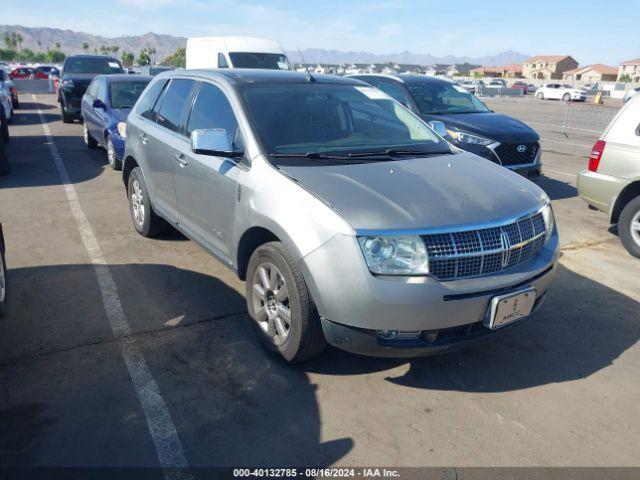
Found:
<box><xmin>92</xmin><ymin>98</ymin><xmax>106</xmax><ymax>109</ymax></box>
<box><xmin>429</xmin><ymin>120</ymin><xmax>447</xmax><ymax>138</ymax></box>
<box><xmin>191</xmin><ymin>128</ymin><xmax>244</xmax><ymax>158</ymax></box>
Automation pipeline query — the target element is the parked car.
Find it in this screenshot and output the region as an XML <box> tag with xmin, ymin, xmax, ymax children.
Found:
<box><xmin>350</xmin><ymin>74</ymin><xmax>542</xmax><ymax>175</ymax></box>
<box><xmin>527</xmin><ymin>84</ymin><xmax>538</xmax><ymax>94</ymax></box>
<box><xmin>9</xmin><ymin>67</ymin><xmax>34</xmax><ymax>80</ymax></box>
<box><xmin>577</xmin><ymin>94</ymin><xmax>640</xmax><ymax>257</ymax></box>
<box><xmin>623</xmin><ymin>86</ymin><xmax>640</xmax><ymax>103</ymax></box>
<box><xmin>82</xmin><ymin>74</ymin><xmax>152</xmax><ymax>169</ymax></box>
<box><xmin>0</xmin><ymin>223</ymin><xmax>7</xmax><ymax>318</ymax></box>
<box><xmin>58</xmin><ymin>55</ymin><xmax>124</xmax><ymax>123</ymax></box>
<box><xmin>0</xmin><ymin>69</ymin><xmax>19</xmax><ymax>109</ymax></box>
<box><xmin>0</xmin><ymin>81</ymin><xmax>12</xmax><ymax>126</ymax></box>
<box><xmin>33</xmin><ymin>65</ymin><xmax>56</xmax><ymax>79</ymax></box>
<box><xmin>122</xmin><ymin>70</ymin><xmax>558</xmax><ymax>362</ymax></box>
<box><xmin>536</xmin><ymin>83</ymin><xmax>586</xmax><ymax>102</ymax></box>
<box><xmin>186</xmin><ymin>36</ymin><xmax>290</xmax><ymax>70</ymax></box>
<box><xmin>459</xmin><ymin>79</ymin><xmax>477</xmax><ymax>94</ymax></box>
<box><xmin>487</xmin><ymin>78</ymin><xmax>507</xmax><ymax>88</ymax></box>
<box><xmin>511</xmin><ymin>81</ymin><xmax>528</xmax><ymax>94</ymax></box>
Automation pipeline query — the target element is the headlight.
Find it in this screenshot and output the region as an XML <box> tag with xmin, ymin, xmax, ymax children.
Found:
<box><xmin>446</xmin><ymin>128</ymin><xmax>494</xmax><ymax>146</ymax></box>
<box><xmin>61</xmin><ymin>79</ymin><xmax>74</xmax><ymax>90</ymax></box>
<box><xmin>358</xmin><ymin>236</ymin><xmax>429</xmax><ymax>275</ymax></box>
<box><xmin>541</xmin><ymin>202</ymin><xmax>555</xmax><ymax>240</ymax></box>
<box><xmin>117</xmin><ymin>121</ymin><xmax>127</xmax><ymax>138</ymax></box>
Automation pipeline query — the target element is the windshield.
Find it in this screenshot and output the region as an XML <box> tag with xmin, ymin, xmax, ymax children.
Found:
<box><xmin>241</xmin><ymin>83</ymin><xmax>448</xmax><ymax>157</ymax></box>
<box><xmin>109</xmin><ymin>80</ymin><xmax>151</xmax><ymax>109</ymax></box>
<box><xmin>406</xmin><ymin>82</ymin><xmax>491</xmax><ymax>114</ymax></box>
<box><xmin>229</xmin><ymin>53</ymin><xmax>290</xmax><ymax>70</ymax></box>
<box><xmin>64</xmin><ymin>57</ymin><xmax>123</xmax><ymax>74</ymax></box>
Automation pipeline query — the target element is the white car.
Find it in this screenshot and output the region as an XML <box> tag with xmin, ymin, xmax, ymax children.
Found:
<box><xmin>623</xmin><ymin>87</ymin><xmax>640</xmax><ymax>103</ymax></box>
<box><xmin>536</xmin><ymin>83</ymin><xmax>586</xmax><ymax>102</ymax></box>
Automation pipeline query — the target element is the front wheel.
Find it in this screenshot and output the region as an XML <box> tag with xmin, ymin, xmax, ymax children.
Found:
<box><xmin>127</xmin><ymin>167</ymin><xmax>167</xmax><ymax>237</ymax></box>
<box><xmin>246</xmin><ymin>241</ymin><xmax>326</xmax><ymax>363</ymax></box>
<box><xmin>83</xmin><ymin>122</ymin><xmax>97</xmax><ymax>148</ymax></box>
<box><xmin>619</xmin><ymin>196</ymin><xmax>640</xmax><ymax>258</ymax></box>
<box><xmin>106</xmin><ymin>135</ymin><xmax>122</xmax><ymax>170</ymax></box>
<box><xmin>536</xmin><ymin>92</ymin><xmax>544</xmax><ymax>100</ymax></box>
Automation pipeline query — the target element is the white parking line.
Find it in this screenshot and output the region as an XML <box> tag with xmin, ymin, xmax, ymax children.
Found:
<box><xmin>33</xmin><ymin>95</ymin><xmax>193</xmax><ymax>480</ymax></box>
<box><xmin>540</xmin><ymin>138</ymin><xmax>593</xmax><ymax>149</ymax></box>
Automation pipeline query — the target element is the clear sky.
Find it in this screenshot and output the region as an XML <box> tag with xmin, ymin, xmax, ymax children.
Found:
<box><xmin>1</xmin><ymin>0</ymin><xmax>638</xmax><ymax>65</ymax></box>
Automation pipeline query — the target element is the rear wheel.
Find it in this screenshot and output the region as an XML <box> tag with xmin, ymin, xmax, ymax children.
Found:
<box><xmin>127</xmin><ymin>167</ymin><xmax>167</xmax><ymax>237</ymax></box>
<box><xmin>83</xmin><ymin>122</ymin><xmax>97</xmax><ymax>148</ymax></box>
<box><xmin>562</xmin><ymin>93</ymin><xmax>571</xmax><ymax>102</ymax></box>
<box><xmin>536</xmin><ymin>92</ymin><xmax>544</xmax><ymax>100</ymax></box>
<box><xmin>246</xmin><ymin>241</ymin><xmax>326</xmax><ymax>363</ymax></box>
<box><xmin>619</xmin><ymin>196</ymin><xmax>640</xmax><ymax>258</ymax></box>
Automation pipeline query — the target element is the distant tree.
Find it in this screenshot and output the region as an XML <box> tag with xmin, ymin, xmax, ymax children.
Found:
<box><xmin>121</xmin><ymin>51</ymin><xmax>135</xmax><ymax>67</ymax></box>
<box><xmin>137</xmin><ymin>48</ymin><xmax>151</xmax><ymax>66</ymax></box>
<box><xmin>0</xmin><ymin>48</ymin><xmax>16</xmax><ymax>61</ymax></box>
<box><xmin>161</xmin><ymin>48</ymin><xmax>185</xmax><ymax>68</ymax></box>
<box><xmin>82</xmin><ymin>42</ymin><xmax>89</xmax><ymax>52</ymax></box>
<box><xmin>618</xmin><ymin>73</ymin><xmax>631</xmax><ymax>83</ymax></box>
<box><xmin>54</xmin><ymin>41</ymin><xmax>60</xmax><ymax>49</ymax></box>
<box><xmin>3</xmin><ymin>33</ymin><xmax>11</xmax><ymax>50</ymax></box>
<box><xmin>45</xmin><ymin>49</ymin><xmax>66</xmax><ymax>63</ymax></box>
<box><xmin>111</xmin><ymin>45</ymin><xmax>119</xmax><ymax>56</ymax></box>
<box><xmin>37</xmin><ymin>40</ymin><xmax>42</xmax><ymax>51</ymax></box>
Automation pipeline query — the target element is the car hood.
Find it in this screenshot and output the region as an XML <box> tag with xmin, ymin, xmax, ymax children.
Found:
<box><xmin>419</xmin><ymin>112</ymin><xmax>539</xmax><ymax>144</ymax></box>
<box><xmin>277</xmin><ymin>151</ymin><xmax>547</xmax><ymax>231</ymax></box>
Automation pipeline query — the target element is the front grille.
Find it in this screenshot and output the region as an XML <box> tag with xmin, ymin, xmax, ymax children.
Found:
<box><xmin>422</xmin><ymin>211</ymin><xmax>547</xmax><ymax>281</ymax></box>
<box><xmin>494</xmin><ymin>142</ymin><xmax>539</xmax><ymax>166</ymax></box>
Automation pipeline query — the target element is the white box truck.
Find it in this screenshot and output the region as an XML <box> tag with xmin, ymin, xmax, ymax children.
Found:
<box><xmin>186</xmin><ymin>36</ymin><xmax>291</xmax><ymax>70</ymax></box>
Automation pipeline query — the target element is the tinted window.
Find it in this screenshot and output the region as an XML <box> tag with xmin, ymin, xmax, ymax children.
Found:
<box><xmin>406</xmin><ymin>82</ymin><xmax>490</xmax><ymax>114</ymax></box>
<box><xmin>157</xmin><ymin>79</ymin><xmax>197</xmax><ymax>133</ymax></box>
<box><xmin>241</xmin><ymin>84</ymin><xmax>446</xmax><ymax>156</ymax></box>
<box><xmin>186</xmin><ymin>83</ymin><xmax>241</xmax><ymax>149</ymax></box>
<box><xmin>64</xmin><ymin>57</ymin><xmax>123</xmax><ymax>74</ymax></box>
<box><xmin>136</xmin><ymin>79</ymin><xmax>168</xmax><ymax>121</ymax></box>
<box><xmin>86</xmin><ymin>78</ymin><xmax>99</xmax><ymax>97</ymax></box>
<box><xmin>109</xmin><ymin>80</ymin><xmax>151</xmax><ymax>109</ymax></box>
<box><xmin>376</xmin><ymin>80</ymin><xmax>411</xmax><ymax>107</ymax></box>
<box><xmin>218</xmin><ymin>53</ymin><xmax>229</xmax><ymax>68</ymax></box>
<box><xmin>228</xmin><ymin>53</ymin><xmax>289</xmax><ymax>70</ymax></box>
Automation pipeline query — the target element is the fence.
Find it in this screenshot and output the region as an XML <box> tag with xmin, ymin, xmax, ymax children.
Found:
<box><xmin>476</xmin><ymin>86</ymin><xmax>524</xmax><ymax>97</ymax></box>
<box><xmin>561</xmin><ymin>101</ymin><xmax>619</xmax><ymax>136</ymax></box>
<box><xmin>12</xmin><ymin>79</ymin><xmax>55</xmax><ymax>94</ymax></box>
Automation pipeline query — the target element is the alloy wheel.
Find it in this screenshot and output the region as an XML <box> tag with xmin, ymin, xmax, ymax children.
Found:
<box><xmin>0</xmin><ymin>252</ymin><xmax>5</xmax><ymax>303</ymax></box>
<box><xmin>631</xmin><ymin>210</ymin><xmax>640</xmax><ymax>248</ymax></box>
<box><xmin>131</xmin><ymin>179</ymin><xmax>145</xmax><ymax>227</ymax></box>
<box><xmin>251</xmin><ymin>261</ymin><xmax>291</xmax><ymax>346</ymax></box>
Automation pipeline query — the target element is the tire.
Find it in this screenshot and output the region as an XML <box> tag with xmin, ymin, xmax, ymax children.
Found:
<box><xmin>246</xmin><ymin>241</ymin><xmax>327</xmax><ymax>363</ymax></box>
<box><xmin>127</xmin><ymin>167</ymin><xmax>167</xmax><ymax>237</ymax></box>
<box><xmin>0</xmin><ymin>134</ymin><xmax>8</xmax><ymax>175</ymax></box>
<box><xmin>106</xmin><ymin>135</ymin><xmax>122</xmax><ymax>170</ymax></box>
<box><xmin>61</xmin><ymin>107</ymin><xmax>74</xmax><ymax>123</ymax></box>
<box><xmin>83</xmin><ymin>122</ymin><xmax>97</xmax><ymax>148</ymax></box>
<box><xmin>0</xmin><ymin>229</ymin><xmax>7</xmax><ymax>319</ymax></box>
<box><xmin>1</xmin><ymin>106</ymin><xmax>9</xmax><ymax>144</ymax></box>
<box><xmin>562</xmin><ymin>93</ymin><xmax>571</xmax><ymax>102</ymax></box>
<box><xmin>619</xmin><ymin>196</ymin><xmax>640</xmax><ymax>258</ymax></box>
<box><xmin>536</xmin><ymin>92</ymin><xmax>544</xmax><ymax>100</ymax></box>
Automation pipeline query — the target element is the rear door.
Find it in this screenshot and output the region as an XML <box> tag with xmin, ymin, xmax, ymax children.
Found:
<box><xmin>89</xmin><ymin>78</ymin><xmax>108</xmax><ymax>141</ymax></box>
<box><xmin>172</xmin><ymin>81</ymin><xmax>244</xmax><ymax>260</ymax></box>
<box><xmin>82</xmin><ymin>79</ymin><xmax>99</xmax><ymax>134</ymax></box>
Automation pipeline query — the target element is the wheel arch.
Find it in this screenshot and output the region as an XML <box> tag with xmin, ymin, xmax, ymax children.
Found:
<box><xmin>611</xmin><ymin>181</ymin><xmax>640</xmax><ymax>224</ymax></box>
<box><xmin>236</xmin><ymin>226</ymin><xmax>282</xmax><ymax>280</ymax></box>
<box><xmin>122</xmin><ymin>155</ymin><xmax>139</xmax><ymax>188</ymax></box>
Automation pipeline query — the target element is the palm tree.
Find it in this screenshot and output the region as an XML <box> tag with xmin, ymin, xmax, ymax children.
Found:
<box><xmin>37</xmin><ymin>40</ymin><xmax>42</xmax><ymax>51</ymax></box>
<box><xmin>82</xmin><ymin>42</ymin><xmax>89</xmax><ymax>52</ymax></box>
<box><xmin>111</xmin><ymin>45</ymin><xmax>119</xmax><ymax>56</ymax></box>
<box><xmin>55</xmin><ymin>42</ymin><xmax>61</xmax><ymax>50</ymax></box>
<box><xmin>3</xmin><ymin>33</ymin><xmax>11</xmax><ymax>50</ymax></box>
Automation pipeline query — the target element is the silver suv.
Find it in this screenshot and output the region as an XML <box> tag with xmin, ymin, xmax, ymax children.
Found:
<box><xmin>122</xmin><ymin>70</ymin><xmax>559</xmax><ymax>362</ymax></box>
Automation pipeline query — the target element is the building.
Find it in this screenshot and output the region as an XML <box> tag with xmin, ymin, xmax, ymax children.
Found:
<box><xmin>522</xmin><ymin>55</ymin><xmax>579</xmax><ymax>80</ymax></box>
<box><xmin>469</xmin><ymin>64</ymin><xmax>522</xmax><ymax>78</ymax></box>
<box><xmin>618</xmin><ymin>58</ymin><xmax>640</xmax><ymax>82</ymax></box>
<box><xmin>470</xmin><ymin>66</ymin><xmax>500</xmax><ymax>78</ymax></box>
<box><xmin>562</xmin><ymin>64</ymin><xmax>618</xmax><ymax>84</ymax></box>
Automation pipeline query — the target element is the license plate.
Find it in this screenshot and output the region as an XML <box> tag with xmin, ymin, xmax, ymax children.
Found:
<box><xmin>485</xmin><ymin>288</ymin><xmax>537</xmax><ymax>330</ymax></box>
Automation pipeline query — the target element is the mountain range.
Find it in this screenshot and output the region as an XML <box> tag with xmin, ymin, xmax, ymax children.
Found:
<box><xmin>0</xmin><ymin>25</ymin><xmax>529</xmax><ymax>67</ymax></box>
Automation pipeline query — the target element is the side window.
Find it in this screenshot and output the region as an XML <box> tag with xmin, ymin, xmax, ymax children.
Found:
<box><xmin>157</xmin><ymin>79</ymin><xmax>197</xmax><ymax>133</ymax></box>
<box><xmin>96</xmin><ymin>79</ymin><xmax>107</xmax><ymax>102</ymax></box>
<box><xmin>218</xmin><ymin>53</ymin><xmax>229</xmax><ymax>68</ymax></box>
<box><xmin>376</xmin><ymin>80</ymin><xmax>411</xmax><ymax>107</ymax></box>
<box><xmin>136</xmin><ymin>79</ymin><xmax>168</xmax><ymax>121</ymax></box>
<box><xmin>186</xmin><ymin>82</ymin><xmax>242</xmax><ymax>149</ymax></box>
<box><xmin>86</xmin><ymin>79</ymin><xmax>98</xmax><ymax>97</ymax></box>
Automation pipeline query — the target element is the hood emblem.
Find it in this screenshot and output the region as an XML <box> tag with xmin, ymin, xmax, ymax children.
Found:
<box><xmin>517</xmin><ymin>145</ymin><xmax>527</xmax><ymax>153</ymax></box>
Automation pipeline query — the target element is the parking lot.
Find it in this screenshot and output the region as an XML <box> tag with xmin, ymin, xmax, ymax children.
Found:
<box><xmin>1</xmin><ymin>92</ymin><xmax>639</xmax><ymax>473</ymax></box>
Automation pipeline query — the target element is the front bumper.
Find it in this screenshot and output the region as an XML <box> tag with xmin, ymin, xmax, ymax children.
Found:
<box><xmin>110</xmin><ymin>131</ymin><xmax>126</xmax><ymax>161</ymax></box>
<box><xmin>300</xmin><ymin>229</ymin><xmax>559</xmax><ymax>356</ymax></box>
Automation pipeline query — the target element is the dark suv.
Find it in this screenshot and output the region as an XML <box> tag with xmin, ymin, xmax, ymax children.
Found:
<box><xmin>58</xmin><ymin>55</ymin><xmax>123</xmax><ymax>123</ymax></box>
<box><xmin>351</xmin><ymin>74</ymin><xmax>542</xmax><ymax>176</ymax></box>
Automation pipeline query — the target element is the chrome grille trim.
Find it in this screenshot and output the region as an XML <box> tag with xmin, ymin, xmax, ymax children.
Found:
<box><xmin>422</xmin><ymin>211</ymin><xmax>547</xmax><ymax>281</ymax></box>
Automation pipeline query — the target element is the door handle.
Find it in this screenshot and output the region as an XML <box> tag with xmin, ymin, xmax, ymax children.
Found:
<box><xmin>174</xmin><ymin>153</ymin><xmax>188</xmax><ymax>167</ymax></box>
<box><xmin>139</xmin><ymin>132</ymin><xmax>148</xmax><ymax>144</ymax></box>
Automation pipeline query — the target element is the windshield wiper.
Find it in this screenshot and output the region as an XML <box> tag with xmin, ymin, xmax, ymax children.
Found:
<box><xmin>270</xmin><ymin>152</ymin><xmax>350</xmax><ymax>160</ymax></box>
<box><xmin>346</xmin><ymin>147</ymin><xmax>450</xmax><ymax>158</ymax></box>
